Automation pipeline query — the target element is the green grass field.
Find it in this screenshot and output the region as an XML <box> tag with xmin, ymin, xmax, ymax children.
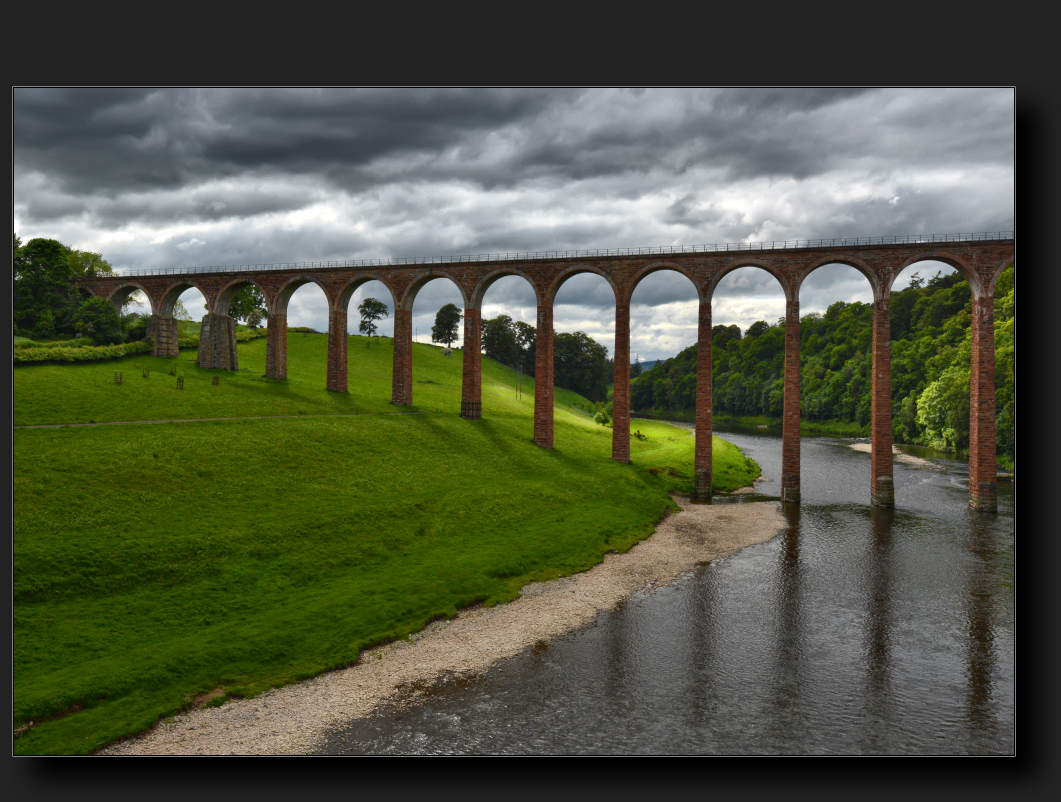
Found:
<box><xmin>13</xmin><ymin>333</ymin><xmax>760</xmax><ymax>754</ymax></box>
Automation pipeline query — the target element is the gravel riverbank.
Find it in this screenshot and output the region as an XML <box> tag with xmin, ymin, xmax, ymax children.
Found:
<box><xmin>99</xmin><ymin>496</ymin><xmax>785</xmax><ymax>755</ymax></box>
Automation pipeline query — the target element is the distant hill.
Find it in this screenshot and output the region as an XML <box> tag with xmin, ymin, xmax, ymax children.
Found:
<box><xmin>632</xmin><ymin>358</ymin><xmax>669</xmax><ymax>371</ymax></box>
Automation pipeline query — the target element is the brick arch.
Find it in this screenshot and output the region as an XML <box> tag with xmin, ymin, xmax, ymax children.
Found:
<box><xmin>545</xmin><ymin>264</ymin><xmax>619</xmax><ymax>307</ymax></box>
<box><xmin>273</xmin><ymin>275</ymin><xmax>330</xmax><ymax>317</ymax></box>
<box><xmin>707</xmin><ymin>258</ymin><xmax>788</xmax><ymax>302</ymax></box>
<box><xmin>471</xmin><ymin>267</ymin><xmax>541</xmax><ymax>308</ymax></box>
<box><xmin>398</xmin><ymin>271</ymin><xmax>469</xmax><ymax>312</ymax></box>
<box><xmin>159</xmin><ymin>280</ymin><xmax>209</xmax><ymax>317</ymax></box>
<box><xmin>987</xmin><ymin>257</ymin><xmax>1015</xmax><ymax>297</ymax></box>
<box><xmin>336</xmin><ymin>273</ymin><xmax>398</xmax><ymax>315</ymax></box>
<box><xmin>623</xmin><ymin>261</ymin><xmax>702</xmax><ymax>306</ymax></box>
<box><xmin>797</xmin><ymin>255</ymin><xmax>879</xmax><ymax>300</ymax></box>
<box><xmin>891</xmin><ymin>252</ymin><xmax>980</xmax><ymax>297</ymax></box>
<box><xmin>107</xmin><ymin>282</ymin><xmax>155</xmax><ymax>315</ymax></box>
<box><xmin>214</xmin><ymin>277</ymin><xmax>267</xmax><ymax>317</ymax></box>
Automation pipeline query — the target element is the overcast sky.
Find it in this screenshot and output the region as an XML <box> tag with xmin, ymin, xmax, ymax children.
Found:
<box><xmin>14</xmin><ymin>88</ymin><xmax>1014</xmax><ymax>361</ymax></box>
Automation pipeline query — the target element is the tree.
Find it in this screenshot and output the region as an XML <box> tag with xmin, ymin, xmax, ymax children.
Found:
<box><xmin>553</xmin><ymin>330</ymin><xmax>609</xmax><ymax>402</ymax></box>
<box><xmin>431</xmin><ymin>303</ymin><xmax>462</xmax><ymax>346</ymax></box>
<box><xmin>75</xmin><ymin>297</ymin><xmax>126</xmax><ymax>345</ymax></box>
<box><xmin>67</xmin><ymin>249</ymin><xmax>114</xmax><ymax>279</ymax></box>
<box><xmin>482</xmin><ymin>314</ymin><xmax>520</xmax><ymax>366</ymax></box>
<box><xmin>631</xmin><ymin>354</ymin><xmax>643</xmax><ymax>378</ymax></box>
<box><xmin>228</xmin><ymin>285</ymin><xmax>266</xmax><ymax>324</ymax></box>
<box><xmin>14</xmin><ymin>237</ymin><xmax>78</xmax><ymax>337</ymax></box>
<box><xmin>358</xmin><ymin>298</ymin><xmax>388</xmax><ymax>337</ymax></box>
<box><xmin>173</xmin><ymin>300</ymin><xmax>194</xmax><ymax>321</ymax></box>
<box><xmin>246</xmin><ymin>309</ymin><xmax>265</xmax><ymax>329</ymax></box>
<box><xmin>513</xmin><ymin>320</ymin><xmax>536</xmax><ymax>374</ymax></box>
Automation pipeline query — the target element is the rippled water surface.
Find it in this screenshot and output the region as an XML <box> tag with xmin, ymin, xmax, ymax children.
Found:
<box><xmin>320</xmin><ymin>430</ymin><xmax>1015</xmax><ymax>755</ymax></box>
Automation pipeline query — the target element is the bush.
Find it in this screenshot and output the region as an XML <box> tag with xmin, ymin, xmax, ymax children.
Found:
<box><xmin>13</xmin><ymin>340</ymin><xmax>154</xmax><ymax>365</ymax></box>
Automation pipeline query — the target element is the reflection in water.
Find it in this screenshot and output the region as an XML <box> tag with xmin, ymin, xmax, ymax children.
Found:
<box><xmin>861</xmin><ymin>506</ymin><xmax>895</xmax><ymax>750</ymax></box>
<box><xmin>771</xmin><ymin>503</ymin><xmax>806</xmax><ymax>739</ymax></box>
<box><xmin>965</xmin><ymin>512</ymin><xmax>999</xmax><ymax>739</ymax></box>
<box><xmin>319</xmin><ymin>432</ymin><xmax>1014</xmax><ymax>755</ymax></box>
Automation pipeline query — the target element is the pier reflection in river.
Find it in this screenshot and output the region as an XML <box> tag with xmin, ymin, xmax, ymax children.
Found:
<box><xmin>320</xmin><ymin>430</ymin><xmax>1013</xmax><ymax>755</ymax></box>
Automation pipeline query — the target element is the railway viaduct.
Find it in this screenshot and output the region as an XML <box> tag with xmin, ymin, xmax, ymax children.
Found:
<box><xmin>77</xmin><ymin>233</ymin><xmax>1014</xmax><ymax>512</ymax></box>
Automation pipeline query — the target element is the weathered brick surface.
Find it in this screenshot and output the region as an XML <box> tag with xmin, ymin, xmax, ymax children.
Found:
<box><xmin>197</xmin><ymin>313</ymin><xmax>238</xmax><ymax>371</ymax></box>
<box><xmin>145</xmin><ymin>315</ymin><xmax>179</xmax><ymax>358</ymax></box>
<box><xmin>461</xmin><ymin>308</ymin><xmax>482</xmax><ymax>419</ymax></box>
<box><xmin>534</xmin><ymin>305</ymin><xmax>554</xmax><ymax>449</ymax></box>
<box><xmin>392</xmin><ymin>309</ymin><xmax>412</xmax><ymax>405</ymax></box>
<box><xmin>265</xmin><ymin>313</ymin><xmax>287</xmax><ymax>379</ymax></box>
<box><xmin>870</xmin><ymin>299</ymin><xmax>894</xmax><ymax>507</ymax></box>
<box><xmin>79</xmin><ymin>239</ymin><xmax>1013</xmax><ymax>507</ymax></box>
<box><xmin>612</xmin><ymin>302</ymin><xmax>630</xmax><ymax>463</ymax></box>
<box><xmin>326</xmin><ymin>310</ymin><xmax>348</xmax><ymax>393</ymax></box>
<box><xmin>968</xmin><ymin>296</ymin><xmax>997</xmax><ymax>512</ymax></box>
<box><xmin>694</xmin><ymin>300</ymin><xmax>713</xmax><ymax>497</ymax></box>
<box><xmin>782</xmin><ymin>298</ymin><xmax>801</xmax><ymax>503</ymax></box>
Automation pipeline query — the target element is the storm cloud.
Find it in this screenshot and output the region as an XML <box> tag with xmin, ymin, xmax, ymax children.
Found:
<box><xmin>14</xmin><ymin>88</ymin><xmax>1013</xmax><ymax>360</ymax></box>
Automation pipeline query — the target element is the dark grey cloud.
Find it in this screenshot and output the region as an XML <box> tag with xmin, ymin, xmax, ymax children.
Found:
<box><xmin>17</xmin><ymin>88</ymin><xmax>1013</xmax><ymax>344</ymax></box>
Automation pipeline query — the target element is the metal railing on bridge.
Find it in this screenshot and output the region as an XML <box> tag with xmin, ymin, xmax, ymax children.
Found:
<box><xmin>109</xmin><ymin>231</ymin><xmax>1015</xmax><ymax>277</ymax></box>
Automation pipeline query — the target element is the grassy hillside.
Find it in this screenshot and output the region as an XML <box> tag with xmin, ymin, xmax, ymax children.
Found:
<box><xmin>14</xmin><ymin>333</ymin><xmax>760</xmax><ymax>754</ymax></box>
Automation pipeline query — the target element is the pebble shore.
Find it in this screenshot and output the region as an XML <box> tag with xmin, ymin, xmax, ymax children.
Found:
<box><xmin>99</xmin><ymin>496</ymin><xmax>785</xmax><ymax>755</ymax></box>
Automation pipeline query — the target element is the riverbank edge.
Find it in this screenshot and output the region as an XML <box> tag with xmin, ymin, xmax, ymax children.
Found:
<box><xmin>97</xmin><ymin>495</ymin><xmax>786</xmax><ymax>755</ymax></box>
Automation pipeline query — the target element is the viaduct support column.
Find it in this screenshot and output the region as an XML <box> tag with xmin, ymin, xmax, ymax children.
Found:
<box><xmin>694</xmin><ymin>299</ymin><xmax>713</xmax><ymax>497</ymax></box>
<box><xmin>326</xmin><ymin>309</ymin><xmax>348</xmax><ymax>393</ymax></box>
<box><xmin>265</xmin><ymin>313</ymin><xmax>287</xmax><ymax>379</ymax></box>
<box><xmin>781</xmin><ymin>297</ymin><xmax>801</xmax><ymax>503</ymax></box>
<box><xmin>461</xmin><ymin>307</ymin><xmax>482</xmax><ymax>419</ymax></box>
<box><xmin>197</xmin><ymin>313</ymin><xmax>238</xmax><ymax>371</ymax></box>
<box><xmin>534</xmin><ymin>305</ymin><xmax>554</xmax><ymax>449</ymax></box>
<box><xmin>870</xmin><ymin>298</ymin><xmax>895</xmax><ymax>507</ymax></box>
<box><xmin>968</xmin><ymin>295</ymin><xmax>997</xmax><ymax>512</ymax></box>
<box><xmin>392</xmin><ymin>308</ymin><xmax>413</xmax><ymax>405</ymax></box>
<box><xmin>612</xmin><ymin>301</ymin><xmax>630</xmax><ymax>463</ymax></box>
<box><xmin>146</xmin><ymin>315</ymin><xmax>179</xmax><ymax>358</ymax></box>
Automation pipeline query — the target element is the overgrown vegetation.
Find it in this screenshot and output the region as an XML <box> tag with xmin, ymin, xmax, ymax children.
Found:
<box><xmin>630</xmin><ymin>265</ymin><xmax>1015</xmax><ymax>467</ymax></box>
<box><xmin>14</xmin><ymin>331</ymin><xmax>758</xmax><ymax>754</ymax></box>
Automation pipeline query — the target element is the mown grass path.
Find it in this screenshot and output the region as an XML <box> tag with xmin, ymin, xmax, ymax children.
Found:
<box><xmin>14</xmin><ymin>334</ymin><xmax>759</xmax><ymax>754</ymax></box>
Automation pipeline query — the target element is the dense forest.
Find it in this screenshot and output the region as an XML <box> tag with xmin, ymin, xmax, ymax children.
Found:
<box><xmin>630</xmin><ymin>266</ymin><xmax>1015</xmax><ymax>466</ymax></box>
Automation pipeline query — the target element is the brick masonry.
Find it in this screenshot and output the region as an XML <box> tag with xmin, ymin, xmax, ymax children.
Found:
<box><xmin>461</xmin><ymin>308</ymin><xmax>482</xmax><ymax>419</ymax></box>
<box><xmin>782</xmin><ymin>297</ymin><xmax>802</xmax><ymax>503</ymax></box>
<box><xmin>612</xmin><ymin>302</ymin><xmax>631</xmax><ymax>463</ymax></box>
<box><xmin>870</xmin><ymin>298</ymin><xmax>895</xmax><ymax>507</ymax></box>
<box><xmin>694</xmin><ymin>300</ymin><xmax>713</xmax><ymax>497</ymax></box>
<box><xmin>534</xmin><ymin>305</ymin><xmax>554</xmax><ymax>449</ymax></box>
<box><xmin>197</xmin><ymin>313</ymin><xmax>238</xmax><ymax>371</ymax></box>
<box><xmin>80</xmin><ymin>239</ymin><xmax>1013</xmax><ymax>510</ymax></box>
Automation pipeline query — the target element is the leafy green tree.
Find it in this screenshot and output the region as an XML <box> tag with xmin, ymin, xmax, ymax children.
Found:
<box><xmin>513</xmin><ymin>320</ymin><xmax>536</xmax><ymax>374</ymax></box>
<box><xmin>554</xmin><ymin>331</ymin><xmax>609</xmax><ymax>403</ymax></box>
<box><xmin>358</xmin><ymin>298</ymin><xmax>388</xmax><ymax>337</ymax></box>
<box><xmin>631</xmin><ymin>355</ymin><xmax>643</xmax><ymax>378</ymax></box>
<box><xmin>916</xmin><ymin>365</ymin><xmax>970</xmax><ymax>453</ymax></box>
<box><xmin>228</xmin><ymin>285</ymin><xmax>266</xmax><ymax>323</ymax></box>
<box><xmin>482</xmin><ymin>314</ymin><xmax>520</xmax><ymax>366</ymax></box>
<box><xmin>173</xmin><ymin>300</ymin><xmax>194</xmax><ymax>321</ymax></box>
<box><xmin>75</xmin><ymin>297</ymin><xmax>126</xmax><ymax>345</ymax></box>
<box><xmin>14</xmin><ymin>236</ymin><xmax>78</xmax><ymax>337</ymax></box>
<box><xmin>66</xmin><ymin>249</ymin><xmax>114</xmax><ymax>279</ymax></box>
<box><xmin>431</xmin><ymin>303</ymin><xmax>463</xmax><ymax>346</ymax></box>
<box><xmin>246</xmin><ymin>309</ymin><xmax>265</xmax><ymax>329</ymax></box>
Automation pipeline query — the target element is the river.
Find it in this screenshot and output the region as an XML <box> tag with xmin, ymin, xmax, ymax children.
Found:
<box><xmin>317</xmin><ymin>427</ymin><xmax>1015</xmax><ymax>755</ymax></box>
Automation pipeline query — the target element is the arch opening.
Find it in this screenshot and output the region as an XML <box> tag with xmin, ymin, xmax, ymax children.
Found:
<box><xmin>798</xmin><ymin>263</ymin><xmax>875</xmax><ymax>429</ymax></box>
<box><xmin>343</xmin><ymin>279</ymin><xmax>395</xmax><ymax>340</ymax></box>
<box><xmin>627</xmin><ymin>268</ymin><xmax>701</xmax><ymax>419</ymax></box>
<box><xmin>551</xmin><ymin>271</ymin><xmax>617</xmax><ymax>409</ymax></box>
<box><xmin>479</xmin><ymin>274</ymin><xmax>539</xmax><ymax>375</ymax></box>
